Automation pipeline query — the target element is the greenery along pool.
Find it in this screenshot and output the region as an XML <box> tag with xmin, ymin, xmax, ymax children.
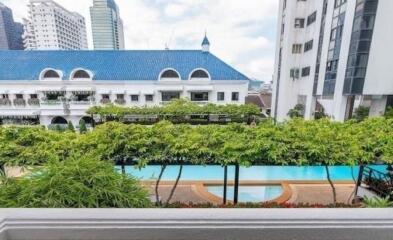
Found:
<box><xmin>119</xmin><ymin>165</ymin><xmax>387</xmax><ymax>181</ymax></box>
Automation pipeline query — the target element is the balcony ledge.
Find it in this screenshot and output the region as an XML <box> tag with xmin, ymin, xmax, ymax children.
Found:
<box><xmin>1</xmin><ymin>209</ymin><xmax>393</xmax><ymax>240</ymax></box>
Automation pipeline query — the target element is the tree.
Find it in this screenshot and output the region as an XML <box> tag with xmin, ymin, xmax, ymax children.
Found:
<box><xmin>287</xmin><ymin>104</ymin><xmax>305</xmax><ymax>118</ymax></box>
<box><xmin>0</xmin><ymin>155</ymin><xmax>151</xmax><ymax>208</ymax></box>
<box><xmin>353</xmin><ymin>106</ymin><xmax>370</xmax><ymax>122</ymax></box>
<box><xmin>79</xmin><ymin>119</ymin><xmax>87</xmax><ymax>134</ymax></box>
<box><xmin>67</xmin><ymin>122</ymin><xmax>75</xmax><ymax>132</ymax></box>
<box><xmin>385</xmin><ymin>107</ymin><xmax>393</xmax><ymax>119</ymax></box>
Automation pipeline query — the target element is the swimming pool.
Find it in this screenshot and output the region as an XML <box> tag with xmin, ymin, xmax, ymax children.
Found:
<box><xmin>206</xmin><ymin>185</ymin><xmax>283</xmax><ymax>202</ymax></box>
<box><xmin>120</xmin><ymin>165</ymin><xmax>386</xmax><ymax>181</ymax></box>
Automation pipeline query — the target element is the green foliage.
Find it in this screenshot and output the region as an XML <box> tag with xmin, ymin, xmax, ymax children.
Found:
<box><xmin>385</xmin><ymin>107</ymin><xmax>393</xmax><ymax>119</ymax></box>
<box><xmin>0</xmin><ymin>126</ymin><xmax>78</xmax><ymax>167</ymax></box>
<box><xmin>287</xmin><ymin>104</ymin><xmax>305</xmax><ymax>118</ymax></box>
<box><xmin>1</xmin><ymin>117</ymin><xmax>392</xmax><ymax>168</ymax></box>
<box><xmin>353</xmin><ymin>106</ymin><xmax>370</xmax><ymax>122</ymax></box>
<box><xmin>67</xmin><ymin>122</ymin><xmax>75</xmax><ymax>132</ymax></box>
<box><xmin>0</xmin><ymin>156</ymin><xmax>151</xmax><ymax>208</ymax></box>
<box><xmin>87</xmin><ymin>98</ymin><xmax>261</xmax><ymax>122</ymax></box>
<box><xmin>79</xmin><ymin>119</ymin><xmax>87</xmax><ymax>134</ymax></box>
<box><xmin>363</xmin><ymin>196</ymin><xmax>393</xmax><ymax>208</ymax></box>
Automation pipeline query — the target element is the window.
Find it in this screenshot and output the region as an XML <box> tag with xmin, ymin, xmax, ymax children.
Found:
<box><xmin>294</xmin><ymin>18</ymin><xmax>305</xmax><ymax>28</ymax></box>
<box><xmin>72</xmin><ymin>70</ymin><xmax>90</xmax><ymax>79</ymax></box>
<box><xmin>335</xmin><ymin>0</ymin><xmax>347</xmax><ymax>8</ymax></box>
<box><xmin>217</xmin><ymin>92</ymin><xmax>225</xmax><ymax>101</ymax></box>
<box><xmin>30</xmin><ymin>94</ymin><xmax>38</xmax><ymax>99</ymax></box>
<box><xmin>160</xmin><ymin>70</ymin><xmax>180</xmax><ymax>80</ymax></box>
<box><xmin>190</xmin><ymin>70</ymin><xmax>209</xmax><ymax>79</ymax></box>
<box><xmin>290</xmin><ymin>68</ymin><xmax>300</xmax><ymax>79</ymax></box>
<box><xmin>292</xmin><ymin>44</ymin><xmax>302</xmax><ymax>54</ymax></box>
<box><xmin>162</xmin><ymin>92</ymin><xmax>180</xmax><ymax>102</ymax></box>
<box><xmin>43</xmin><ymin>70</ymin><xmax>60</xmax><ymax>79</ymax></box>
<box><xmin>302</xmin><ymin>67</ymin><xmax>311</xmax><ymax>77</ymax></box>
<box><xmin>304</xmin><ymin>40</ymin><xmax>313</xmax><ymax>52</ymax></box>
<box><xmin>131</xmin><ymin>95</ymin><xmax>139</xmax><ymax>102</ymax></box>
<box><xmin>15</xmin><ymin>94</ymin><xmax>24</xmax><ymax>99</ymax></box>
<box><xmin>307</xmin><ymin>11</ymin><xmax>317</xmax><ymax>26</ymax></box>
<box><xmin>102</xmin><ymin>94</ymin><xmax>110</xmax><ymax>100</ymax></box>
<box><xmin>231</xmin><ymin>92</ymin><xmax>239</xmax><ymax>101</ymax></box>
<box><xmin>145</xmin><ymin>95</ymin><xmax>154</xmax><ymax>102</ymax></box>
<box><xmin>191</xmin><ymin>92</ymin><xmax>209</xmax><ymax>102</ymax></box>
<box><xmin>116</xmin><ymin>94</ymin><xmax>124</xmax><ymax>100</ymax></box>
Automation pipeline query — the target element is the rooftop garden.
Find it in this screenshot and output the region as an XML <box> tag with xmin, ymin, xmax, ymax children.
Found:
<box><xmin>87</xmin><ymin>99</ymin><xmax>263</xmax><ymax>124</ymax></box>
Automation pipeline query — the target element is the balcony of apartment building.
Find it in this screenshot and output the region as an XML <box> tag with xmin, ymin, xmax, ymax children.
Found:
<box><xmin>0</xmin><ymin>93</ymin><xmax>41</xmax><ymax>126</ymax></box>
<box><xmin>67</xmin><ymin>89</ymin><xmax>96</xmax><ymax>109</ymax></box>
<box><xmin>40</xmin><ymin>90</ymin><xmax>66</xmax><ymax>107</ymax></box>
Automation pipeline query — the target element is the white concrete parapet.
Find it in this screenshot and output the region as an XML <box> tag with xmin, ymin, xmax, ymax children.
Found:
<box><xmin>1</xmin><ymin>209</ymin><xmax>393</xmax><ymax>240</ymax></box>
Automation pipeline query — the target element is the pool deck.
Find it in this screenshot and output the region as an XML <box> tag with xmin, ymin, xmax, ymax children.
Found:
<box><xmin>144</xmin><ymin>180</ymin><xmax>356</xmax><ymax>205</ymax></box>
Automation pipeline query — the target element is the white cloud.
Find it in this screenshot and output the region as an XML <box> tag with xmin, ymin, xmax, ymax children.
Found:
<box><xmin>1</xmin><ymin>0</ymin><xmax>278</xmax><ymax>81</ymax></box>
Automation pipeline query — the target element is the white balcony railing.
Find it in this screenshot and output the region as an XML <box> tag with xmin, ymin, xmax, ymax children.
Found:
<box><xmin>0</xmin><ymin>209</ymin><xmax>393</xmax><ymax>240</ymax></box>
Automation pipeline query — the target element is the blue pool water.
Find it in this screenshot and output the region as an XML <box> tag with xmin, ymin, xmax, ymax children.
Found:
<box><xmin>120</xmin><ymin>165</ymin><xmax>386</xmax><ymax>181</ymax></box>
<box><xmin>206</xmin><ymin>186</ymin><xmax>283</xmax><ymax>202</ymax></box>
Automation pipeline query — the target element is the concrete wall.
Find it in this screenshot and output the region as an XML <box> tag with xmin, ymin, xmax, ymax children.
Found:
<box><xmin>1</xmin><ymin>209</ymin><xmax>393</xmax><ymax>240</ymax></box>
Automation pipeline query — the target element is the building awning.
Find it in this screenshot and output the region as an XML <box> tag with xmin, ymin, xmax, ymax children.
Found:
<box><xmin>185</xmin><ymin>86</ymin><xmax>214</xmax><ymax>92</ymax></box>
<box><xmin>157</xmin><ymin>86</ymin><xmax>184</xmax><ymax>92</ymax></box>
<box><xmin>67</xmin><ymin>87</ymin><xmax>95</xmax><ymax>93</ymax></box>
<box><xmin>38</xmin><ymin>87</ymin><xmax>66</xmax><ymax>93</ymax></box>
<box><xmin>142</xmin><ymin>91</ymin><xmax>155</xmax><ymax>95</ymax></box>
<box><xmin>0</xmin><ymin>114</ymin><xmax>40</xmax><ymax>119</ymax></box>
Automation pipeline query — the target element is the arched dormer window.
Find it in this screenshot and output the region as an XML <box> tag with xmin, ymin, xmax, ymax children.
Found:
<box><xmin>189</xmin><ymin>69</ymin><xmax>210</xmax><ymax>80</ymax></box>
<box><xmin>40</xmin><ymin>68</ymin><xmax>62</xmax><ymax>80</ymax></box>
<box><xmin>159</xmin><ymin>69</ymin><xmax>181</xmax><ymax>81</ymax></box>
<box><xmin>70</xmin><ymin>69</ymin><xmax>92</xmax><ymax>80</ymax></box>
<box><xmin>44</xmin><ymin>70</ymin><xmax>60</xmax><ymax>78</ymax></box>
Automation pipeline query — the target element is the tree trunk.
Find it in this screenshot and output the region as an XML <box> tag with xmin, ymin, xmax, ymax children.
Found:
<box><xmin>155</xmin><ymin>164</ymin><xmax>167</xmax><ymax>206</ymax></box>
<box><xmin>165</xmin><ymin>164</ymin><xmax>183</xmax><ymax>206</ymax></box>
<box><xmin>121</xmin><ymin>162</ymin><xmax>126</xmax><ymax>175</ymax></box>
<box><xmin>325</xmin><ymin>165</ymin><xmax>337</xmax><ymax>206</ymax></box>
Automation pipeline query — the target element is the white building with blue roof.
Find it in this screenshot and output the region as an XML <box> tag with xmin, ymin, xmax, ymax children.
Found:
<box><xmin>0</xmin><ymin>38</ymin><xmax>250</xmax><ymax>127</ymax></box>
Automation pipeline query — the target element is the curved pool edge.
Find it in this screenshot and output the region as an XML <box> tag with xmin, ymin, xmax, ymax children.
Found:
<box><xmin>194</xmin><ymin>181</ymin><xmax>292</xmax><ymax>204</ymax></box>
<box><xmin>141</xmin><ymin>180</ymin><xmax>356</xmax><ymax>204</ymax></box>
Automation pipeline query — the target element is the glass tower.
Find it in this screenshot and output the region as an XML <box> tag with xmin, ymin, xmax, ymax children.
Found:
<box><xmin>90</xmin><ymin>0</ymin><xmax>125</xmax><ymax>50</ymax></box>
<box><xmin>0</xmin><ymin>3</ymin><xmax>24</xmax><ymax>50</ymax></box>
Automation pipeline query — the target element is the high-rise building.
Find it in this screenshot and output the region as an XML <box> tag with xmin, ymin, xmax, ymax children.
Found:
<box><xmin>90</xmin><ymin>0</ymin><xmax>125</xmax><ymax>50</ymax></box>
<box><xmin>0</xmin><ymin>3</ymin><xmax>24</xmax><ymax>50</ymax></box>
<box><xmin>272</xmin><ymin>0</ymin><xmax>393</xmax><ymax>122</ymax></box>
<box><xmin>23</xmin><ymin>0</ymin><xmax>88</xmax><ymax>50</ymax></box>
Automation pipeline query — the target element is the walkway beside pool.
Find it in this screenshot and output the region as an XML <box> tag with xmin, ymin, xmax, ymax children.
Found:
<box><xmin>145</xmin><ymin>181</ymin><xmax>356</xmax><ymax>205</ymax></box>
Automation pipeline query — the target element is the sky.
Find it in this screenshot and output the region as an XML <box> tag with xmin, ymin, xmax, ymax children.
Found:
<box><xmin>2</xmin><ymin>0</ymin><xmax>278</xmax><ymax>82</ymax></box>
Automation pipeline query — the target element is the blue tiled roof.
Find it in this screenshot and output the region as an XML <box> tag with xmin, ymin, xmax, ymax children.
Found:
<box><xmin>0</xmin><ymin>50</ymin><xmax>250</xmax><ymax>81</ymax></box>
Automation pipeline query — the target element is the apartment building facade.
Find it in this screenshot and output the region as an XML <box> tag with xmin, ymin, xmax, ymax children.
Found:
<box><xmin>0</xmin><ymin>39</ymin><xmax>249</xmax><ymax>127</ymax></box>
<box><xmin>272</xmin><ymin>0</ymin><xmax>393</xmax><ymax>121</ymax></box>
<box><xmin>23</xmin><ymin>0</ymin><xmax>88</xmax><ymax>50</ymax></box>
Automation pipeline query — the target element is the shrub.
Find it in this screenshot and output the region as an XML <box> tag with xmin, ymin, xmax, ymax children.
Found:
<box><xmin>363</xmin><ymin>196</ymin><xmax>393</xmax><ymax>208</ymax></box>
<box><xmin>353</xmin><ymin>106</ymin><xmax>370</xmax><ymax>122</ymax></box>
<box><xmin>287</xmin><ymin>104</ymin><xmax>305</xmax><ymax>118</ymax></box>
<box><xmin>385</xmin><ymin>107</ymin><xmax>393</xmax><ymax>119</ymax></box>
<box><xmin>79</xmin><ymin>119</ymin><xmax>87</xmax><ymax>134</ymax></box>
<box><xmin>0</xmin><ymin>156</ymin><xmax>152</xmax><ymax>208</ymax></box>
